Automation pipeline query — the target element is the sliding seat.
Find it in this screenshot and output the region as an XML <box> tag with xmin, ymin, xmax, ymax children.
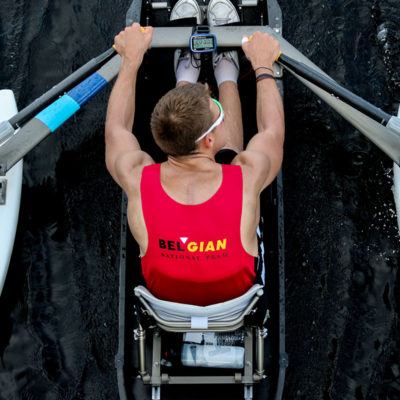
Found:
<box><xmin>133</xmin><ymin>284</ymin><xmax>269</xmax><ymax>400</ymax></box>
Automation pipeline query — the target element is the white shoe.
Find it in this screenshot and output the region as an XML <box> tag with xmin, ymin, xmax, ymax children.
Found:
<box><xmin>170</xmin><ymin>0</ymin><xmax>204</xmax><ymax>24</ymax></box>
<box><xmin>207</xmin><ymin>0</ymin><xmax>240</xmax><ymax>26</ymax></box>
<box><xmin>207</xmin><ymin>0</ymin><xmax>240</xmax><ymax>74</ymax></box>
<box><xmin>174</xmin><ymin>49</ymin><xmax>201</xmax><ymax>80</ymax></box>
<box><xmin>212</xmin><ymin>51</ymin><xmax>239</xmax><ymax>72</ymax></box>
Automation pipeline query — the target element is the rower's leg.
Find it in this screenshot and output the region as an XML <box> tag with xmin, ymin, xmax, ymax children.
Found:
<box><xmin>208</xmin><ymin>0</ymin><xmax>243</xmax><ymax>152</ymax></box>
<box><xmin>170</xmin><ymin>0</ymin><xmax>203</xmax><ymax>86</ymax></box>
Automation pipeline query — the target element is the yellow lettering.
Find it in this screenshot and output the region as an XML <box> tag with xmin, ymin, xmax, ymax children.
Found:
<box><xmin>187</xmin><ymin>239</ymin><xmax>226</xmax><ymax>253</ymax></box>
<box><xmin>216</xmin><ymin>239</ymin><xmax>227</xmax><ymax>251</ymax></box>
<box><xmin>205</xmin><ymin>241</ymin><xmax>215</xmax><ymax>252</ymax></box>
<box><xmin>187</xmin><ymin>242</ymin><xmax>198</xmax><ymax>252</ymax></box>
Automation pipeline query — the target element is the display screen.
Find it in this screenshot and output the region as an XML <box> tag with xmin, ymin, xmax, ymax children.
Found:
<box><xmin>193</xmin><ymin>37</ymin><xmax>214</xmax><ymax>49</ymax></box>
<box><xmin>191</xmin><ymin>34</ymin><xmax>216</xmax><ymax>52</ymax></box>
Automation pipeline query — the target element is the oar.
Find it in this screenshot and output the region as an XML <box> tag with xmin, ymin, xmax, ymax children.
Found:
<box><xmin>0</xmin><ymin>0</ymin><xmax>145</xmax><ymax>141</ymax></box>
<box><xmin>0</xmin><ymin>51</ymin><xmax>122</xmax><ymax>176</ymax></box>
<box><xmin>278</xmin><ymin>54</ymin><xmax>391</xmax><ymax>124</ymax></box>
<box><xmin>2</xmin><ymin>48</ymin><xmax>116</xmax><ymax>135</ymax></box>
<box><xmin>0</xmin><ymin>0</ymin><xmax>144</xmax><ymax>176</ymax></box>
<box><xmin>0</xmin><ymin>48</ymin><xmax>116</xmax><ymax>148</ymax></box>
<box><xmin>276</xmin><ymin>53</ymin><xmax>400</xmax><ymax>165</ymax></box>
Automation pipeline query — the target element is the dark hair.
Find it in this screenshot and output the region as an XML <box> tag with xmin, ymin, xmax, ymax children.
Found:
<box><xmin>150</xmin><ymin>83</ymin><xmax>213</xmax><ymax>156</ymax></box>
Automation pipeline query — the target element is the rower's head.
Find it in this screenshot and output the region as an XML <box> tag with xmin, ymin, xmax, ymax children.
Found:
<box><xmin>151</xmin><ymin>83</ymin><xmax>221</xmax><ymax>157</ymax></box>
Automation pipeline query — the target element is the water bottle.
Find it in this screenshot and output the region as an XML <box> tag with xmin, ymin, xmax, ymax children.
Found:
<box><xmin>181</xmin><ymin>343</ymin><xmax>244</xmax><ymax>369</ymax></box>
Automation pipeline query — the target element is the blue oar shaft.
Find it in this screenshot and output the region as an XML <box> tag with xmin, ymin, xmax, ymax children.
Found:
<box><xmin>8</xmin><ymin>48</ymin><xmax>116</xmax><ymax>129</ymax></box>
<box><xmin>0</xmin><ymin>54</ymin><xmax>121</xmax><ymax>175</ymax></box>
<box><xmin>36</xmin><ymin>69</ymin><xmax>108</xmax><ymax>131</ymax></box>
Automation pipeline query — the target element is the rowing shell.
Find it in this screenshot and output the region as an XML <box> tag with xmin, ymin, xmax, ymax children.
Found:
<box><xmin>0</xmin><ymin>90</ymin><xmax>22</xmax><ymax>295</ymax></box>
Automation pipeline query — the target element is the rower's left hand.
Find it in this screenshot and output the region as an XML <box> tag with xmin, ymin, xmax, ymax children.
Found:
<box><xmin>114</xmin><ymin>23</ymin><xmax>153</xmax><ymax>68</ymax></box>
<box><xmin>242</xmin><ymin>31</ymin><xmax>280</xmax><ymax>71</ymax></box>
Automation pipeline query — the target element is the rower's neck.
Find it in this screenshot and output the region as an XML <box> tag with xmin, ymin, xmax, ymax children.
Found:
<box><xmin>166</xmin><ymin>153</ymin><xmax>216</xmax><ymax>170</ymax></box>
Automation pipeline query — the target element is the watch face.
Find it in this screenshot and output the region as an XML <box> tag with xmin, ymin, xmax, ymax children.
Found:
<box><xmin>190</xmin><ymin>34</ymin><xmax>216</xmax><ymax>52</ymax></box>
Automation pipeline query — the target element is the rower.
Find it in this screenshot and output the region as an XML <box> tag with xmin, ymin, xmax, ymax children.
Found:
<box><xmin>105</xmin><ymin>0</ymin><xmax>284</xmax><ymax>306</ymax></box>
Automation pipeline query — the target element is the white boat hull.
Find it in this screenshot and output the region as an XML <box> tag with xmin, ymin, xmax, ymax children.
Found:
<box><xmin>394</xmin><ymin>164</ymin><xmax>400</xmax><ymax>230</ymax></box>
<box><xmin>395</xmin><ymin>107</ymin><xmax>400</xmax><ymax>231</ymax></box>
<box><xmin>0</xmin><ymin>89</ymin><xmax>22</xmax><ymax>295</ymax></box>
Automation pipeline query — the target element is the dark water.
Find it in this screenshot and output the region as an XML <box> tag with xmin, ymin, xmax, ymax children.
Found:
<box><xmin>0</xmin><ymin>0</ymin><xmax>399</xmax><ymax>399</ymax></box>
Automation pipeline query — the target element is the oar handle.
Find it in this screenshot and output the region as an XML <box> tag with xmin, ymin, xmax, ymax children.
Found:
<box><xmin>277</xmin><ymin>53</ymin><xmax>392</xmax><ymax>125</ymax></box>
<box><xmin>8</xmin><ymin>48</ymin><xmax>116</xmax><ymax>129</ymax></box>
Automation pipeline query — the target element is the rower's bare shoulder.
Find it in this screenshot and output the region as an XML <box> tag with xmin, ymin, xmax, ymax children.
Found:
<box><xmin>232</xmin><ymin>150</ymin><xmax>271</xmax><ymax>192</ymax></box>
<box><xmin>115</xmin><ymin>150</ymin><xmax>154</xmax><ymax>196</ymax></box>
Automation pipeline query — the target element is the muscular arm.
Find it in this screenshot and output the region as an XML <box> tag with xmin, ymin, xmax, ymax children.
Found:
<box><xmin>235</xmin><ymin>32</ymin><xmax>285</xmax><ymax>191</ymax></box>
<box><xmin>105</xmin><ymin>23</ymin><xmax>154</xmax><ymax>187</ymax></box>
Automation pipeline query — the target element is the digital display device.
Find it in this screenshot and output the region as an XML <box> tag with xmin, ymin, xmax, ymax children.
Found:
<box><xmin>189</xmin><ymin>33</ymin><xmax>217</xmax><ymax>53</ymax></box>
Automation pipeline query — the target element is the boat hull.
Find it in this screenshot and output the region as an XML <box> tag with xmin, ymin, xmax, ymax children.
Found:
<box><xmin>0</xmin><ymin>89</ymin><xmax>22</xmax><ymax>295</ymax></box>
<box><xmin>394</xmin><ymin>107</ymin><xmax>400</xmax><ymax>230</ymax></box>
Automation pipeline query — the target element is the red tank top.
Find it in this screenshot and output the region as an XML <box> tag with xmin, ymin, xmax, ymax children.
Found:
<box><xmin>140</xmin><ymin>163</ymin><xmax>256</xmax><ymax>306</ymax></box>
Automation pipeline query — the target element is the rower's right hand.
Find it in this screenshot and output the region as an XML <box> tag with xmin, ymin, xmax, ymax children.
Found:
<box><xmin>241</xmin><ymin>32</ymin><xmax>280</xmax><ymax>72</ymax></box>
<box><xmin>114</xmin><ymin>23</ymin><xmax>153</xmax><ymax>69</ymax></box>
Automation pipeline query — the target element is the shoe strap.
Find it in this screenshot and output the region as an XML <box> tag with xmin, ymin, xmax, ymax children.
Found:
<box><xmin>212</xmin><ymin>17</ymin><xmax>232</xmax><ymax>25</ymax></box>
